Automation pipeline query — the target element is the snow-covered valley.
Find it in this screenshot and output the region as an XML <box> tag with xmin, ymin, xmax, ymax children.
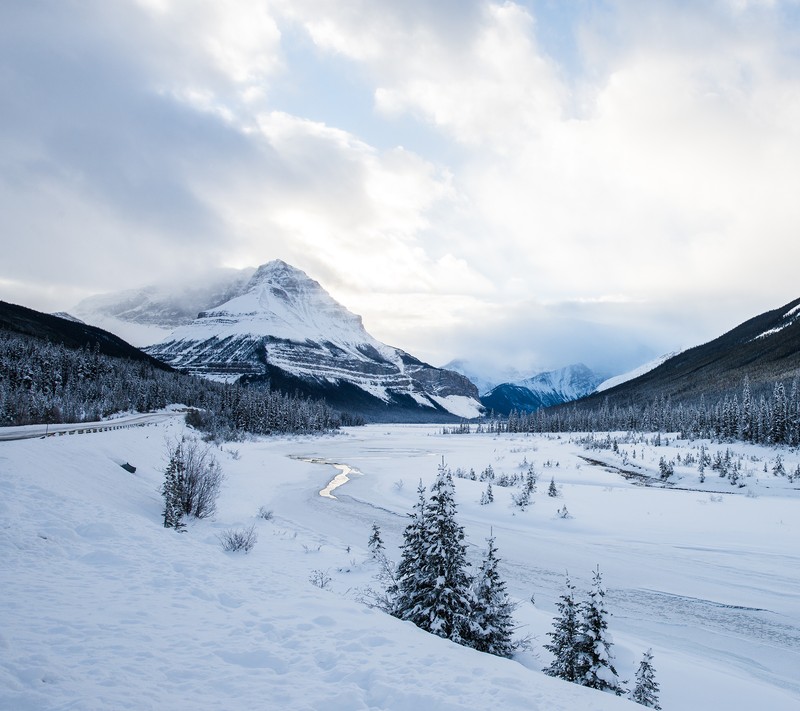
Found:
<box><xmin>2</xmin><ymin>419</ymin><xmax>799</xmax><ymax>710</ymax></box>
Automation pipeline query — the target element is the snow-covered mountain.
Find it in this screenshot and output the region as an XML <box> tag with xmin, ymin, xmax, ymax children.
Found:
<box><xmin>481</xmin><ymin>363</ymin><xmax>603</xmax><ymax>415</ymax></box>
<box><xmin>145</xmin><ymin>261</ymin><xmax>481</xmax><ymax>419</ymax></box>
<box><xmin>595</xmin><ymin>352</ymin><xmax>681</xmax><ymax>393</ymax></box>
<box><xmin>74</xmin><ymin>267</ymin><xmax>256</xmax><ymax>347</ymax></box>
<box><xmin>441</xmin><ymin>359</ymin><xmax>529</xmax><ymax>397</ymax></box>
<box><xmin>578</xmin><ymin>295</ymin><xmax>800</xmax><ymax>407</ymax></box>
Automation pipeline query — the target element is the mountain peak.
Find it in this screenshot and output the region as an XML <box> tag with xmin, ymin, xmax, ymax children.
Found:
<box><xmin>249</xmin><ymin>259</ymin><xmax>307</xmax><ymax>285</ymax></box>
<box><xmin>144</xmin><ymin>260</ymin><xmax>481</xmax><ymax>418</ymax></box>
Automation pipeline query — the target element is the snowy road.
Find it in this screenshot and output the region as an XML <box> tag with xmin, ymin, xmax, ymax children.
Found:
<box><xmin>0</xmin><ymin>411</ymin><xmax>185</xmax><ymax>441</ymax></box>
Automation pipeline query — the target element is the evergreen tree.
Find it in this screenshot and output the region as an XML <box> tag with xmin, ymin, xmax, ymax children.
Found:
<box><xmin>631</xmin><ymin>649</ymin><xmax>662</xmax><ymax>709</ymax></box>
<box><xmin>391</xmin><ymin>481</ymin><xmax>429</xmax><ymax>623</ymax></box>
<box><xmin>575</xmin><ymin>567</ymin><xmax>624</xmax><ymax>694</ymax></box>
<box><xmin>543</xmin><ymin>574</ymin><xmax>580</xmax><ymax>681</ymax></box>
<box><xmin>740</xmin><ymin>376</ymin><xmax>752</xmax><ymax>441</ymax></box>
<box><xmin>417</xmin><ymin>466</ymin><xmax>474</xmax><ymax>644</ymax></box>
<box><xmin>548</xmin><ymin>476</ymin><xmax>559</xmax><ymax>497</ymax></box>
<box><xmin>161</xmin><ymin>445</ymin><xmax>186</xmax><ymax>531</ymax></box>
<box><xmin>479</xmin><ymin>482</ymin><xmax>493</xmax><ymax>505</ymax></box>
<box><xmin>470</xmin><ymin>534</ymin><xmax>516</xmax><ymax>658</ymax></box>
<box><xmin>772</xmin><ymin>382</ymin><xmax>788</xmax><ymax>444</ymax></box>
<box><xmin>368</xmin><ymin>522</ymin><xmax>385</xmax><ymax>561</ymax></box>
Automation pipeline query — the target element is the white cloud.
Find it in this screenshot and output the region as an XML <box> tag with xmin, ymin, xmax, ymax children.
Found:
<box><xmin>3</xmin><ymin>0</ymin><xmax>800</xmax><ymax>377</ymax></box>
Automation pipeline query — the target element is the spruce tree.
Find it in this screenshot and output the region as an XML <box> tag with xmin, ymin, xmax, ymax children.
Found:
<box><xmin>418</xmin><ymin>466</ymin><xmax>474</xmax><ymax>644</ymax></box>
<box><xmin>543</xmin><ymin>574</ymin><xmax>580</xmax><ymax>681</ymax></box>
<box><xmin>368</xmin><ymin>522</ymin><xmax>385</xmax><ymax>561</ymax></box>
<box><xmin>391</xmin><ymin>481</ymin><xmax>429</xmax><ymax>623</ymax></box>
<box><xmin>575</xmin><ymin>566</ymin><xmax>624</xmax><ymax>694</ymax></box>
<box><xmin>470</xmin><ymin>535</ymin><xmax>515</xmax><ymax>657</ymax></box>
<box><xmin>548</xmin><ymin>476</ymin><xmax>558</xmax><ymax>497</ymax></box>
<box><xmin>631</xmin><ymin>649</ymin><xmax>662</xmax><ymax>709</ymax></box>
<box><xmin>161</xmin><ymin>445</ymin><xmax>186</xmax><ymax>531</ymax></box>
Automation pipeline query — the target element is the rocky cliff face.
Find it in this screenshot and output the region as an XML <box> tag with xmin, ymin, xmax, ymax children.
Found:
<box><xmin>145</xmin><ymin>261</ymin><xmax>481</xmax><ymax>419</ymax></box>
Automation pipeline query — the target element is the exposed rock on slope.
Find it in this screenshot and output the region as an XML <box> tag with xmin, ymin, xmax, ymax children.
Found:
<box><xmin>145</xmin><ymin>261</ymin><xmax>481</xmax><ymax>420</ymax></box>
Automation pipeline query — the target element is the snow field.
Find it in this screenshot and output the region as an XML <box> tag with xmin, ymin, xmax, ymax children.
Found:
<box><xmin>2</xmin><ymin>420</ymin><xmax>799</xmax><ymax>710</ymax></box>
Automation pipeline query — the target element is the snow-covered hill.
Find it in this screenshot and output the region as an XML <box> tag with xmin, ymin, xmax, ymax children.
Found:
<box><xmin>145</xmin><ymin>261</ymin><xmax>481</xmax><ymax>419</ymax></box>
<box><xmin>595</xmin><ymin>352</ymin><xmax>680</xmax><ymax>393</ymax></box>
<box><xmin>2</xmin><ymin>419</ymin><xmax>798</xmax><ymax>710</ymax></box>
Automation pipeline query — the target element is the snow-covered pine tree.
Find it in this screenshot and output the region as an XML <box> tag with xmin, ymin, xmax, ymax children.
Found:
<box><xmin>391</xmin><ymin>481</ymin><xmax>429</xmax><ymax>622</ymax></box>
<box><xmin>161</xmin><ymin>444</ymin><xmax>186</xmax><ymax>531</ymax></box>
<box><xmin>631</xmin><ymin>648</ymin><xmax>661</xmax><ymax>709</ymax></box>
<box><xmin>368</xmin><ymin>522</ymin><xmax>385</xmax><ymax>561</ymax></box>
<box><xmin>525</xmin><ymin>464</ymin><xmax>537</xmax><ymax>493</ymax></box>
<box><xmin>575</xmin><ymin>566</ymin><xmax>624</xmax><ymax>695</ymax></box>
<box><xmin>548</xmin><ymin>476</ymin><xmax>558</xmax><ymax>497</ymax></box>
<box><xmin>396</xmin><ymin>466</ymin><xmax>474</xmax><ymax>645</ymax></box>
<box><xmin>420</xmin><ymin>465</ymin><xmax>474</xmax><ymax>644</ymax></box>
<box><xmin>470</xmin><ymin>534</ymin><xmax>515</xmax><ymax>658</ymax></box>
<box><xmin>542</xmin><ymin>574</ymin><xmax>580</xmax><ymax>681</ymax></box>
<box><xmin>479</xmin><ymin>482</ymin><xmax>493</xmax><ymax>505</ymax></box>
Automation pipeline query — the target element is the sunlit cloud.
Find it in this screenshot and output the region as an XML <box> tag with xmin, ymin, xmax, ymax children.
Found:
<box><xmin>2</xmin><ymin>0</ymin><xmax>799</xmax><ymax>377</ymax></box>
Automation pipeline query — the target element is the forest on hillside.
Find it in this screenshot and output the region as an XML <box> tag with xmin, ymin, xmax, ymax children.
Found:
<box><xmin>485</xmin><ymin>375</ymin><xmax>800</xmax><ymax>447</ymax></box>
<box><xmin>0</xmin><ymin>330</ymin><xmax>360</xmax><ymax>437</ymax></box>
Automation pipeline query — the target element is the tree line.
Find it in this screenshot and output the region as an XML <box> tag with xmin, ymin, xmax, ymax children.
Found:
<box><xmin>487</xmin><ymin>375</ymin><xmax>800</xmax><ymax>446</ymax></box>
<box><xmin>0</xmin><ymin>329</ymin><xmax>359</xmax><ymax>436</ymax></box>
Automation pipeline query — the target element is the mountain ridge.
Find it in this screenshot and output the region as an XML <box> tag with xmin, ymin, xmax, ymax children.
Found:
<box><xmin>572</xmin><ymin>295</ymin><xmax>800</xmax><ymax>408</ymax></box>
<box><xmin>480</xmin><ymin>363</ymin><xmax>603</xmax><ymax>415</ymax></box>
<box><xmin>144</xmin><ymin>260</ymin><xmax>482</xmax><ymax>420</ymax></box>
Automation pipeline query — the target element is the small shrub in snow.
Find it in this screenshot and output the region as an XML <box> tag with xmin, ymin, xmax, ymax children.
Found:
<box><xmin>556</xmin><ymin>505</ymin><xmax>572</xmax><ymax>519</ymax></box>
<box><xmin>309</xmin><ymin>569</ymin><xmax>331</xmax><ymax>589</ymax></box>
<box><xmin>479</xmin><ymin>483</ymin><xmax>494</xmax><ymax>505</ymax></box>
<box><xmin>257</xmin><ymin>506</ymin><xmax>274</xmax><ymax>520</ymax></box>
<box><xmin>393</xmin><ymin>479</ymin><xmax>404</xmax><ymax>492</ymax></box>
<box><xmin>658</xmin><ymin>457</ymin><xmax>674</xmax><ymax>480</ymax></box>
<box><xmin>511</xmin><ymin>487</ymin><xmax>531</xmax><ymax>511</ymax></box>
<box><xmin>161</xmin><ymin>436</ymin><xmax>224</xmax><ymax>527</ymax></box>
<box><xmin>218</xmin><ymin>524</ymin><xmax>257</xmax><ymax>553</ymax></box>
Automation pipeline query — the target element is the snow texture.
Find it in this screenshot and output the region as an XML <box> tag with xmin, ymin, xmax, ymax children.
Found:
<box><xmin>2</xmin><ymin>419</ymin><xmax>799</xmax><ymax>710</ymax></box>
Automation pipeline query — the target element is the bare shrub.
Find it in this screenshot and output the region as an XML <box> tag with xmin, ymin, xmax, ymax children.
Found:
<box><xmin>309</xmin><ymin>569</ymin><xmax>332</xmax><ymax>589</ymax></box>
<box><xmin>257</xmin><ymin>506</ymin><xmax>274</xmax><ymax>520</ymax></box>
<box><xmin>162</xmin><ymin>436</ymin><xmax>224</xmax><ymax>523</ymax></box>
<box><xmin>218</xmin><ymin>524</ymin><xmax>257</xmax><ymax>553</ymax></box>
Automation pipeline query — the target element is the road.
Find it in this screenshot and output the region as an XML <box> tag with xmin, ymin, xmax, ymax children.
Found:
<box><xmin>0</xmin><ymin>411</ymin><xmax>186</xmax><ymax>442</ymax></box>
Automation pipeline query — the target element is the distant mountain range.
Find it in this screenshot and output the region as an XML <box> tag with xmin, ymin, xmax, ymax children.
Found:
<box><xmin>58</xmin><ymin>261</ymin><xmax>800</xmax><ymax>422</ymax></box>
<box><xmin>479</xmin><ymin>363</ymin><xmax>604</xmax><ymax>415</ymax></box>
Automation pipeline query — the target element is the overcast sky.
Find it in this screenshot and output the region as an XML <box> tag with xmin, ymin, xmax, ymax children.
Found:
<box><xmin>2</xmin><ymin>0</ymin><xmax>800</xmax><ymax>378</ymax></box>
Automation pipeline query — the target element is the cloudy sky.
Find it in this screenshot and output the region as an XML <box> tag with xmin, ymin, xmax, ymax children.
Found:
<box><xmin>2</xmin><ymin>0</ymin><xmax>800</xmax><ymax>378</ymax></box>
